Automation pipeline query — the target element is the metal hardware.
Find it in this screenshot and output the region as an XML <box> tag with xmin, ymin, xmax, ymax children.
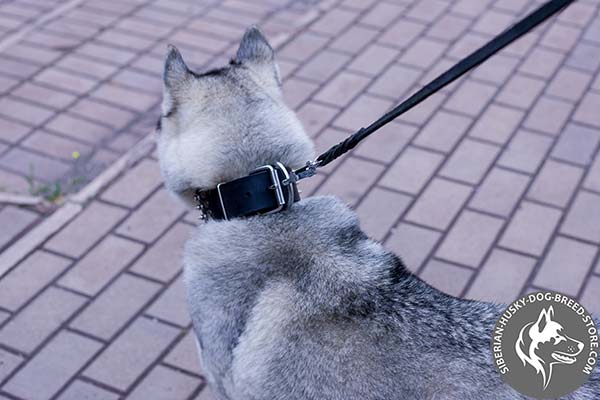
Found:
<box><xmin>249</xmin><ymin>164</ymin><xmax>286</xmax><ymax>215</ymax></box>
<box><xmin>293</xmin><ymin>159</ymin><xmax>321</xmax><ymax>181</ymax></box>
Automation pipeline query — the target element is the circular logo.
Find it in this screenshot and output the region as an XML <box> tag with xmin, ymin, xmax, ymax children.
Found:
<box><xmin>491</xmin><ymin>291</ymin><xmax>598</xmax><ymax>399</ymax></box>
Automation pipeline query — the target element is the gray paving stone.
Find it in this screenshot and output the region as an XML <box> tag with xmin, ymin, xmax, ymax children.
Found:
<box><xmin>59</xmin><ymin>235</ymin><xmax>144</xmax><ymax>296</ymax></box>
<box><xmin>146</xmin><ymin>278</ymin><xmax>190</xmax><ymax>327</ymax></box>
<box><xmin>552</xmin><ymin>123</ymin><xmax>600</xmax><ymax>166</ymax></box>
<box><xmin>380</xmin><ymin>146</ymin><xmax>444</xmax><ymax>195</ymax></box>
<box><xmin>71</xmin><ymin>274</ymin><xmax>161</xmax><ymax>340</ymax></box>
<box><xmin>496</xmin><ymin>74</ymin><xmax>545</xmax><ymax>110</ymax></box>
<box><xmin>385</xmin><ymin>223</ymin><xmax>441</xmax><ymax>273</ymax></box>
<box><xmin>468</xmin><ymin>104</ymin><xmax>523</xmax><ymax>145</ymax></box>
<box><xmin>0</xmin><ymin>348</ymin><xmax>24</xmax><ymax>383</ymax></box>
<box><xmin>499</xmin><ymin>201</ymin><xmax>562</xmax><ymax>256</ymax></box>
<box><xmin>333</xmin><ymin>94</ymin><xmax>393</xmax><ymax>132</ymax></box>
<box><xmin>0</xmin><ymin>287</ymin><xmax>86</xmax><ymax>353</ymax></box>
<box><xmin>84</xmin><ymin>317</ymin><xmax>179</xmax><ymax>392</ymax></box>
<box><xmin>45</xmin><ymin>201</ymin><xmax>128</xmax><ymax>258</ymax></box>
<box><xmin>547</xmin><ymin>68</ymin><xmax>592</xmax><ymax>102</ymax></box>
<box><xmin>523</xmin><ymin>97</ymin><xmax>573</xmax><ymax>136</ymax></box>
<box><xmin>414</xmin><ymin>111</ymin><xmax>472</xmax><ymax>153</ymax></box>
<box><xmin>527</xmin><ymin>160</ymin><xmax>583</xmax><ymax>208</ymax></box>
<box><xmin>470</xmin><ymin>168</ymin><xmax>530</xmax><ymax>217</ymax></box>
<box><xmin>0</xmin><ymin>250</ymin><xmax>70</xmax><ymax>311</ymax></box>
<box><xmin>580</xmin><ymin>276</ymin><xmax>600</xmax><ymax>315</ymax></box>
<box><xmin>439</xmin><ymin>139</ymin><xmax>500</xmax><ymax>185</ymax></box>
<box><xmin>436</xmin><ymin>210</ymin><xmax>504</xmax><ymax>268</ymax></box>
<box><xmin>57</xmin><ymin>380</ymin><xmax>119</xmax><ymax>400</ymax></box>
<box><xmin>445</xmin><ymin>80</ymin><xmax>497</xmax><ymax>117</ymax></box>
<box><xmin>467</xmin><ymin>249</ymin><xmax>537</xmax><ymax>303</ymax></box>
<box><xmin>4</xmin><ymin>331</ymin><xmax>101</xmax><ymax>400</ymax></box>
<box><xmin>419</xmin><ymin>259</ymin><xmax>472</xmax><ymax>297</ymax></box>
<box><xmin>0</xmin><ymin>205</ymin><xmax>37</xmax><ymax>250</ymax></box>
<box><xmin>498</xmin><ymin>129</ymin><xmax>553</xmax><ymax>174</ymax></box>
<box><xmin>101</xmin><ymin>158</ymin><xmax>163</xmax><ymax>208</ymax></box>
<box><xmin>573</xmin><ymin>91</ymin><xmax>600</xmax><ymax>129</ymax></box>
<box><xmin>566</xmin><ymin>42</ymin><xmax>600</xmax><ymax>72</ymax></box>
<box><xmin>313</xmin><ymin>71</ymin><xmax>371</xmax><ymax>107</ymax></box>
<box><xmin>0</xmin><ymin>147</ymin><xmax>70</xmax><ymax>183</ymax></box>
<box><xmin>534</xmin><ymin>236</ymin><xmax>597</xmax><ymax>296</ymax></box>
<box><xmin>126</xmin><ymin>365</ymin><xmax>201</xmax><ymax>400</ymax></box>
<box><xmin>353</xmin><ymin>122</ymin><xmax>416</xmax><ymax>164</ymax></box>
<box><xmin>561</xmin><ymin>191</ymin><xmax>600</xmax><ymax>243</ymax></box>
<box><xmin>164</xmin><ymin>329</ymin><xmax>202</xmax><ymax>375</ymax></box>
<box><xmin>584</xmin><ymin>153</ymin><xmax>600</xmax><ymax>192</ymax></box>
<box><xmin>356</xmin><ymin>187</ymin><xmax>411</xmax><ymax>242</ymax></box>
<box><xmin>405</xmin><ymin>178</ymin><xmax>472</xmax><ymax>231</ymax></box>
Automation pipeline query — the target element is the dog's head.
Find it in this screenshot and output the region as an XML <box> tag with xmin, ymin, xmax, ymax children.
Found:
<box><xmin>156</xmin><ymin>27</ymin><xmax>315</xmax><ymax>206</ymax></box>
<box><xmin>515</xmin><ymin>306</ymin><xmax>584</xmax><ymax>388</ymax></box>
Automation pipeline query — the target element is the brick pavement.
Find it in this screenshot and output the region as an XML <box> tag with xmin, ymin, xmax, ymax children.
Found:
<box><xmin>1</xmin><ymin>0</ymin><xmax>600</xmax><ymax>399</ymax></box>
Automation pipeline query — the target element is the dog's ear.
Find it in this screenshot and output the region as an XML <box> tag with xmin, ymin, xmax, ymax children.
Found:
<box><xmin>162</xmin><ymin>45</ymin><xmax>192</xmax><ymax>114</ymax></box>
<box><xmin>235</xmin><ymin>26</ymin><xmax>281</xmax><ymax>87</ymax></box>
<box><xmin>535</xmin><ymin>307</ymin><xmax>552</xmax><ymax>333</ymax></box>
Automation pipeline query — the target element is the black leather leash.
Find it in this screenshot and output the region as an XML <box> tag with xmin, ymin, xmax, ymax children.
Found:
<box><xmin>196</xmin><ymin>0</ymin><xmax>575</xmax><ymax>221</ymax></box>
<box><xmin>293</xmin><ymin>0</ymin><xmax>576</xmax><ymax>180</ymax></box>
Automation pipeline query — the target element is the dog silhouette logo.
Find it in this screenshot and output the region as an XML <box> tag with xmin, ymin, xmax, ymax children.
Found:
<box><xmin>515</xmin><ymin>306</ymin><xmax>584</xmax><ymax>390</ymax></box>
<box><xmin>491</xmin><ymin>292</ymin><xmax>598</xmax><ymax>399</ymax></box>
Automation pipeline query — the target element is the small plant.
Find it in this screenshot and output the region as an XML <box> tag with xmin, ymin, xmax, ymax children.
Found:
<box><xmin>25</xmin><ymin>151</ymin><xmax>86</xmax><ymax>204</ymax></box>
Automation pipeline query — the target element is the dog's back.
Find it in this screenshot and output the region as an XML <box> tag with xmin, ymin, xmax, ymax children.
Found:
<box><xmin>156</xmin><ymin>27</ymin><xmax>599</xmax><ymax>400</ymax></box>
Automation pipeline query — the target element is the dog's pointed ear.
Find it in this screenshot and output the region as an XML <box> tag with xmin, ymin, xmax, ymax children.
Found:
<box><xmin>163</xmin><ymin>45</ymin><xmax>192</xmax><ymax>115</ymax></box>
<box><xmin>535</xmin><ymin>308</ymin><xmax>550</xmax><ymax>333</ymax></box>
<box><xmin>235</xmin><ymin>26</ymin><xmax>281</xmax><ymax>87</ymax></box>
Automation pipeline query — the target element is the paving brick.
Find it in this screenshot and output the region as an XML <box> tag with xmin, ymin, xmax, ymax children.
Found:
<box><xmin>34</xmin><ymin>68</ymin><xmax>97</xmax><ymax>95</ymax></box>
<box><xmin>296</xmin><ymin>101</ymin><xmax>339</xmax><ymax>137</ymax></box>
<box><xmin>519</xmin><ymin>48</ymin><xmax>565</xmax><ymax>79</ymax></box>
<box><xmin>439</xmin><ymin>139</ymin><xmax>500</xmax><ymax>185</ymax></box>
<box><xmin>436</xmin><ymin>210</ymin><xmax>504</xmax><ymax>268</ymax></box>
<box><xmin>195</xmin><ymin>385</ymin><xmax>218</xmax><ymax>400</ymax></box>
<box><xmin>496</xmin><ymin>74</ymin><xmax>545</xmax><ymax>110</ymax></box>
<box><xmin>57</xmin><ymin>380</ymin><xmax>119</xmax><ymax>400</ymax></box>
<box><xmin>534</xmin><ymin>236</ymin><xmax>597</xmax><ymax>296</ymax></box>
<box><xmin>21</xmin><ymin>130</ymin><xmax>92</xmax><ymax>161</ymax></box>
<box><xmin>0</xmin><ymin>287</ymin><xmax>86</xmax><ymax>353</ymax></box>
<box><xmin>295</xmin><ymin>51</ymin><xmax>350</xmax><ymax>84</ymax></box>
<box><xmin>56</xmin><ymin>54</ymin><xmax>119</xmax><ymax>80</ymax></box>
<box><xmin>0</xmin><ymin>147</ymin><xmax>71</xmax><ymax>182</ymax></box>
<box><xmin>447</xmin><ymin>34</ymin><xmax>489</xmax><ymax>60</ymax></box>
<box><xmin>498</xmin><ymin>129</ymin><xmax>553</xmax><ymax>174</ymax></box>
<box><xmin>566</xmin><ymin>42</ymin><xmax>600</xmax><ymax>72</ymax></box>
<box><xmin>580</xmin><ymin>276</ymin><xmax>600</xmax><ymax>315</ymax></box>
<box><xmin>0</xmin><ymin>96</ymin><xmax>54</xmax><ymax>126</ymax></box>
<box><xmin>405</xmin><ymin>0</ymin><xmax>448</xmax><ymax>23</ymax></box>
<box><xmin>146</xmin><ymin>278</ymin><xmax>191</xmax><ymax>327</ymax></box>
<box><xmin>311</xmin><ymin>8</ymin><xmax>357</xmax><ymax>36</ymax></box>
<box><xmin>402</xmin><ymin>92</ymin><xmax>447</xmax><ymax>126</ymax></box>
<box><xmin>45</xmin><ymin>113</ymin><xmax>113</xmax><ymax>144</ymax></box>
<box><xmin>333</xmin><ymin>94</ymin><xmax>393</xmax><ymax>132</ymax></box>
<box><xmin>380</xmin><ymin>146</ymin><xmax>444</xmax><ymax>194</ymax></box>
<box><xmin>70</xmin><ymin>98</ymin><xmax>138</xmax><ymax>131</ymax></box>
<box><xmin>92</xmin><ymin>82</ymin><xmax>157</xmax><ymax>112</ymax></box>
<box><xmin>0</xmin><ymin>169</ymin><xmax>29</xmax><ymax>193</ymax></box>
<box><xmin>427</xmin><ymin>14</ymin><xmax>470</xmax><ymax>42</ymax></box>
<box><xmin>547</xmin><ymin>68</ymin><xmax>593</xmax><ymax>102</ymax></box>
<box><xmin>584</xmin><ymin>153</ymin><xmax>600</xmax><ymax>193</ymax></box>
<box><xmin>527</xmin><ymin>160</ymin><xmax>583</xmax><ymax>208</ymax></box>
<box><xmin>348</xmin><ymin>45</ymin><xmax>399</xmax><ymax>76</ymax></box>
<box><xmin>561</xmin><ymin>191</ymin><xmax>600</xmax><ymax>243</ymax></box>
<box><xmin>558</xmin><ymin>1</ymin><xmax>596</xmax><ymax>26</ymax></box>
<box><xmin>101</xmin><ymin>159</ymin><xmax>163</xmax><ymax>208</ymax></box>
<box><xmin>71</xmin><ymin>274</ymin><xmax>160</xmax><ymax>340</ymax></box>
<box><xmin>329</xmin><ymin>25</ymin><xmax>379</xmax><ymax>54</ymax></box>
<box><xmin>116</xmin><ymin>188</ymin><xmax>186</xmax><ymax>243</ymax></box>
<box><xmin>59</xmin><ymin>235</ymin><xmax>144</xmax><ymax>296</ymax></box>
<box><xmin>523</xmin><ymin>97</ymin><xmax>573</xmax><ymax>136</ymax></box>
<box><xmin>283</xmin><ymin>78</ymin><xmax>318</xmax><ymax>109</ymax></box>
<box><xmin>46</xmin><ymin>201</ymin><xmax>128</xmax><ymax>258</ymax></box>
<box><xmin>446</xmin><ymin>80</ymin><xmax>498</xmax><ymax>117</ymax></box>
<box><xmin>541</xmin><ymin>22</ymin><xmax>581</xmax><ymax>52</ymax></box>
<box><xmin>130</xmin><ymin>223</ymin><xmax>191</xmax><ymax>282</ymax></box>
<box><xmin>0</xmin><ymin>250</ymin><xmax>70</xmax><ymax>311</ymax></box>
<box><xmin>9</xmin><ymin>43</ymin><xmax>61</xmax><ymax>65</ymax></box>
<box><xmin>467</xmin><ymin>249</ymin><xmax>536</xmax><ymax>303</ymax></box>
<box><xmin>385</xmin><ymin>223</ymin><xmax>441</xmax><ymax>273</ymax></box>
<box><xmin>472</xmin><ymin>9</ymin><xmax>515</xmax><ymax>36</ymax></box>
<box><xmin>4</xmin><ymin>331</ymin><xmax>101</xmax><ymax>400</ymax></box>
<box><xmin>12</xmin><ymin>82</ymin><xmax>77</xmax><ymax>110</ymax></box>
<box><xmin>419</xmin><ymin>260</ymin><xmax>472</xmax><ymax>296</ymax></box>
<box><xmin>379</xmin><ymin>19</ymin><xmax>426</xmax><ymax>49</ymax></box>
<box><xmin>573</xmin><ymin>91</ymin><xmax>600</xmax><ymax>129</ymax></box>
<box><xmin>356</xmin><ymin>188</ymin><xmax>411</xmax><ymax>241</ymax></box>
<box><xmin>0</xmin><ymin>75</ymin><xmax>18</xmax><ymax>95</ymax></box>
<box><xmin>0</xmin><ymin>348</ymin><xmax>24</xmax><ymax>383</ymax></box>
<box><xmin>0</xmin><ymin>205</ymin><xmax>37</xmax><ymax>251</ymax></box>
<box><xmin>360</xmin><ymin>1</ymin><xmax>405</xmax><ymax>27</ymax></box>
<box><xmin>399</xmin><ymin>38</ymin><xmax>447</xmax><ymax>70</ymax></box>
<box><xmin>77</xmin><ymin>42</ymin><xmax>137</xmax><ymax>65</ymax></box>
<box><xmin>0</xmin><ymin>57</ymin><xmax>40</xmax><ymax>79</ymax></box>
<box><xmin>414</xmin><ymin>111</ymin><xmax>472</xmax><ymax>153</ymax></box>
<box><xmin>552</xmin><ymin>123</ymin><xmax>600</xmax><ymax>166</ymax></box>
<box><xmin>278</xmin><ymin>32</ymin><xmax>328</xmax><ymax>62</ymax></box>
<box><xmin>126</xmin><ymin>365</ymin><xmax>201</xmax><ymax>400</ymax></box>
<box><xmin>499</xmin><ymin>201</ymin><xmax>562</xmax><ymax>256</ymax></box>
<box><xmin>164</xmin><ymin>330</ymin><xmax>201</xmax><ymax>375</ymax></box>
<box><xmin>368</xmin><ymin>64</ymin><xmax>421</xmax><ymax>100</ymax></box>
<box><xmin>405</xmin><ymin>178</ymin><xmax>472</xmax><ymax>230</ymax></box>
<box><xmin>470</xmin><ymin>168</ymin><xmax>529</xmax><ymax>217</ymax></box>
<box><xmin>315</xmin><ymin>157</ymin><xmax>384</xmax><ymax>207</ymax></box>
<box><xmin>314</xmin><ymin>71</ymin><xmax>371</xmax><ymax>107</ymax></box>
<box><xmin>84</xmin><ymin>317</ymin><xmax>179</xmax><ymax>391</ymax></box>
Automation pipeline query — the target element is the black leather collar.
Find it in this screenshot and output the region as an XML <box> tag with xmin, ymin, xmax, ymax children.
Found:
<box><xmin>194</xmin><ymin>162</ymin><xmax>300</xmax><ymax>221</ymax></box>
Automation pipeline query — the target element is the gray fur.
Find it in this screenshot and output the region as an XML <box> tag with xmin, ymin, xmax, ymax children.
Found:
<box><xmin>156</xmin><ymin>27</ymin><xmax>599</xmax><ymax>400</ymax></box>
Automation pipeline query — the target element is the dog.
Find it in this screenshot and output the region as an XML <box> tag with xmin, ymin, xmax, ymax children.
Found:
<box><xmin>516</xmin><ymin>306</ymin><xmax>584</xmax><ymax>390</ymax></box>
<box><xmin>156</xmin><ymin>27</ymin><xmax>600</xmax><ymax>399</ymax></box>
